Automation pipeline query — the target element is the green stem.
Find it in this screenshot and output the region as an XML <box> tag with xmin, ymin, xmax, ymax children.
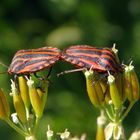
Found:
<box><xmin>114</xmin><ymin>108</ymin><xmax>121</xmax><ymax>123</ymax></box>
<box><xmin>120</xmin><ymin>102</ymin><xmax>135</xmax><ymax>122</ymax></box>
<box><xmin>110</xmin><ymin>104</ymin><xmax>115</xmax><ymax>117</ymax></box>
<box><xmin>25</xmin><ymin>106</ymin><xmax>30</xmax><ymax>120</ymax></box>
<box><xmin>33</xmin><ymin>117</ymin><xmax>40</xmax><ymax>133</ymax></box>
<box><xmin>104</xmin><ymin>107</ymin><xmax>114</xmax><ymax>122</ymax></box>
<box><xmin>18</xmin><ymin>120</ymin><xmax>26</xmax><ymax>131</ymax></box>
<box><xmin>25</xmin><ymin>135</ymin><xmax>37</xmax><ymax>140</ymax></box>
<box><xmin>47</xmin><ymin>137</ymin><xmax>52</xmax><ymax>140</ymax></box>
<box><xmin>6</xmin><ymin>118</ymin><xmax>28</xmax><ymax>137</ymax></box>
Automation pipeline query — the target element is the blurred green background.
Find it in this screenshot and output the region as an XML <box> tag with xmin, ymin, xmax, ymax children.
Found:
<box><xmin>0</xmin><ymin>0</ymin><xmax>140</xmax><ymax>139</ymax></box>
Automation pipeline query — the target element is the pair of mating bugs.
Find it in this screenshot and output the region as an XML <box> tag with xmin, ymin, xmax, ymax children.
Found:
<box><xmin>8</xmin><ymin>45</ymin><xmax>122</xmax><ymax>76</ymax></box>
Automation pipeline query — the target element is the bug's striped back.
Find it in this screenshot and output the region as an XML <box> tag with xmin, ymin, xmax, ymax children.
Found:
<box><xmin>8</xmin><ymin>47</ymin><xmax>61</xmax><ymax>74</ymax></box>
<box><xmin>61</xmin><ymin>45</ymin><xmax>122</xmax><ymax>73</ymax></box>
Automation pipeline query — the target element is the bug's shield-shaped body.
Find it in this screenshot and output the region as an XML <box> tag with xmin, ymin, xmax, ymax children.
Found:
<box><xmin>8</xmin><ymin>47</ymin><xmax>61</xmax><ymax>75</ymax></box>
<box><xmin>61</xmin><ymin>45</ymin><xmax>122</xmax><ymax>73</ymax></box>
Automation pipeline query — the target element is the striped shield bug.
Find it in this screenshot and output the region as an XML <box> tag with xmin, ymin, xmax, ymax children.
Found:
<box><xmin>60</xmin><ymin>45</ymin><xmax>122</xmax><ymax>74</ymax></box>
<box><xmin>8</xmin><ymin>47</ymin><xmax>61</xmax><ymax>75</ymax></box>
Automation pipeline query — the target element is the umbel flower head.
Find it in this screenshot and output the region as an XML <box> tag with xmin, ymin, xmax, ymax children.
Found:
<box><xmin>84</xmin><ymin>61</ymin><xmax>139</xmax><ymax>109</ymax></box>
<box><xmin>0</xmin><ymin>73</ymin><xmax>49</xmax><ymax>138</ymax></box>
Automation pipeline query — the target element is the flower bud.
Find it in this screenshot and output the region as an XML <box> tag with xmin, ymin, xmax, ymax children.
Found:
<box><xmin>0</xmin><ymin>88</ymin><xmax>10</xmax><ymax>120</ymax></box>
<box><xmin>129</xmin><ymin>130</ymin><xmax>140</xmax><ymax>140</ymax></box>
<box><xmin>13</xmin><ymin>94</ymin><xmax>27</xmax><ymax>123</ymax></box>
<box><xmin>115</xmin><ymin>73</ymin><xmax>125</xmax><ymax>102</ymax></box>
<box><xmin>37</xmin><ymin>88</ymin><xmax>44</xmax><ymax>99</ymax></box>
<box><xmin>58</xmin><ymin>129</ymin><xmax>70</xmax><ymax>139</ymax></box>
<box><xmin>100</xmin><ymin>80</ymin><xmax>107</xmax><ymax>94</ymax></box>
<box><xmin>99</xmin><ymin>80</ymin><xmax>111</xmax><ymax>104</ymax></box>
<box><xmin>108</xmin><ymin>74</ymin><xmax>122</xmax><ymax>109</ymax></box>
<box><xmin>113</xmin><ymin>124</ymin><xmax>125</xmax><ymax>140</ymax></box>
<box><xmin>27</xmin><ymin>77</ymin><xmax>42</xmax><ymax>118</ymax></box>
<box><xmin>96</xmin><ymin>124</ymin><xmax>105</xmax><ymax>140</ymax></box>
<box><xmin>11</xmin><ymin>113</ymin><xmax>19</xmax><ymax>124</ymax></box>
<box><xmin>124</xmin><ymin>63</ymin><xmax>139</xmax><ymax>102</ymax></box>
<box><xmin>84</xmin><ymin>70</ymin><xmax>104</xmax><ymax>107</ymax></box>
<box><xmin>18</xmin><ymin>76</ymin><xmax>30</xmax><ymax>109</ymax></box>
<box><xmin>123</xmin><ymin>65</ymin><xmax>132</xmax><ymax>101</ymax></box>
<box><xmin>94</xmin><ymin>81</ymin><xmax>105</xmax><ymax>105</ymax></box>
<box><xmin>96</xmin><ymin>111</ymin><xmax>106</xmax><ymax>140</ymax></box>
<box><xmin>46</xmin><ymin>125</ymin><xmax>54</xmax><ymax>139</ymax></box>
<box><xmin>37</xmin><ymin>84</ymin><xmax>48</xmax><ymax>111</ymax></box>
<box><xmin>105</xmin><ymin>123</ymin><xmax>124</xmax><ymax>140</ymax></box>
<box><xmin>131</xmin><ymin>68</ymin><xmax>139</xmax><ymax>101</ymax></box>
<box><xmin>11</xmin><ymin>80</ymin><xmax>27</xmax><ymax>123</ymax></box>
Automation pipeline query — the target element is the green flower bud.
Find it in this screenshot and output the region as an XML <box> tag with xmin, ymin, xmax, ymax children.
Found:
<box><xmin>18</xmin><ymin>76</ymin><xmax>30</xmax><ymax>110</ymax></box>
<box><xmin>124</xmin><ymin>63</ymin><xmax>139</xmax><ymax>102</ymax></box>
<box><xmin>96</xmin><ymin>111</ymin><xmax>106</xmax><ymax>140</ymax></box>
<box><xmin>11</xmin><ymin>80</ymin><xmax>27</xmax><ymax>123</ymax></box>
<box><xmin>37</xmin><ymin>88</ymin><xmax>44</xmax><ymax>99</ymax></box>
<box><xmin>27</xmin><ymin>77</ymin><xmax>42</xmax><ymax>118</ymax></box>
<box><xmin>99</xmin><ymin>80</ymin><xmax>111</xmax><ymax>104</ymax></box>
<box><xmin>84</xmin><ymin>70</ymin><xmax>104</xmax><ymax>107</ymax></box>
<box><xmin>13</xmin><ymin>95</ymin><xmax>27</xmax><ymax>123</ymax></box>
<box><xmin>94</xmin><ymin>81</ymin><xmax>105</xmax><ymax>104</ymax></box>
<box><xmin>100</xmin><ymin>80</ymin><xmax>107</xmax><ymax>94</ymax></box>
<box><xmin>37</xmin><ymin>85</ymin><xmax>48</xmax><ymax>111</ymax></box>
<box><xmin>131</xmin><ymin>68</ymin><xmax>139</xmax><ymax>101</ymax></box>
<box><xmin>123</xmin><ymin>65</ymin><xmax>132</xmax><ymax>101</ymax></box>
<box><xmin>104</xmin><ymin>89</ymin><xmax>111</xmax><ymax>105</ymax></box>
<box><xmin>115</xmin><ymin>73</ymin><xmax>124</xmax><ymax>102</ymax></box>
<box><xmin>108</xmin><ymin>74</ymin><xmax>122</xmax><ymax>109</ymax></box>
<box><xmin>0</xmin><ymin>89</ymin><xmax>10</xmax><ymax>120</ymax></box>
<box><xmin>96</xmin><ymin>122</ymin><xmax>105</xmax><ymax>140</ymax></box>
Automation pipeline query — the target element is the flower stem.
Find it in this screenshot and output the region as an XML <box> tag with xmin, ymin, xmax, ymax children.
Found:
<box><xmin>25</xmin><ymin>135</ymin><xmax>37</xmax><ymax>140</ymax></box>
<box><xmin>6</xmin><ymin>118</ymin><xmax>28</xmax><ymax>137</ymax></box>
<box><xmin>33</xmin><ymin>117</ymin><xmax>40</xmax><ymax>134</ymax></box>
<box><xmin>104</xmin><ymin>107</ymin><xmax>114</xmax><ymax>122</ymax></box>
<box><xmin>120</xmin><ymin>102</ymin><xmax>135</xmax><ymax>122</ymax></box>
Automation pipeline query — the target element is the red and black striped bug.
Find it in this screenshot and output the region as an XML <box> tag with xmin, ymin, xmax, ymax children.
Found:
<box><xmin>8</xmin><ymin>47</ymin><xmax>61</xmax><ymax>75</ymax></box>
<box><xmin>60</xmin><ymin>45</ymin><xmax>122</xmax><ymax>74</ymax></box>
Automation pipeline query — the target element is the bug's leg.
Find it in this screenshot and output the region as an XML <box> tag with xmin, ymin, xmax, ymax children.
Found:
<box><xmin>14</xmin><ymin>74</ymin><xmax>19</xmax><ymax>83</ymax></box>
<box><xmin>43</xmin><ymin>67</ymin><xmax>53</xmax><ymax>84</ymax></box>
<box><xmin>46</xmin><ymin>67</ymin><xmax>52</xmax><ymax>78</ymax></box>
<box><xmin>33</xmin><ymin>67</ymin><xmax>52</xmax><ymax>82</ymax></box>
<box><xmin>57</xmin><ymin>68</ymin><xmax>87</xmax><ymax>77</ymax></box>
<box><xmin>34</xmin><ymin>72</ymin><xmax>44</xmax><ymax>80</ymax></box>
<box><xmin>34</xmin><ymin>72</ymin><xmax>39</xmax><ymax>78</ymax></box>
<box><xmin>13</xmin><ymin>74</ymin><xmax>20</xmax><ymax>91</ymax></box>
<box><xmin>89</xmin><ymin>65</ymin><xmax>94</xmax><ymax>71</ymax></box>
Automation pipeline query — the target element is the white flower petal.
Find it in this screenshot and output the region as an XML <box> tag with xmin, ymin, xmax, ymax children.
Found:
<box><xmin>104</xmin><ymin>123</ymin><xmax>114</xmax><ymax>140</ymax></box>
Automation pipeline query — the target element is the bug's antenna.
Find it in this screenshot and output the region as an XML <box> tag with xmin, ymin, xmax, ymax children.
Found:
<box><xmin>0</xmin><ymin>61</ymin><xmax>9</xmax><ymax>68</ymax></box>
<box><xmin>57</xmin><ymin>68</ymin><xmax>87</xmax><ymax>77</ymax></box>
<box><xmin>0</xmin><ymin>71</ymin><xmax>7</xmax><ymax>74</ymax></box>
<box><xmin>0</xmin><ymin>61</ymin><xmax>9</xmax><ymax>74</ymax></box>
